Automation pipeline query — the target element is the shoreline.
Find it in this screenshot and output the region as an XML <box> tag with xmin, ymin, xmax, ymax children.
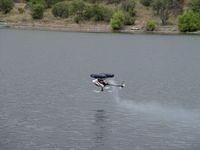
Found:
<box><xmin>3</xmin><ymin>22</ymin><xmax>200</xmax><ymax>35</ymax></box>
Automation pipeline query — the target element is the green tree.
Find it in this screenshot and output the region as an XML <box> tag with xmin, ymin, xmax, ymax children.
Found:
<box><xmin>178</xmin><ymin>10</ymin><xmax>200</xmax><ymax>32</ymax></box>
<box><xmin>110</xmin><ymin>11</ymin><xmax>125</xmax><ymax>30</ymax></box>
<box><xmin>32</xmin><ymin>3</ymin><xmax>44</xmax><ymax>19</ymax></box>
<box><xmin>0</xmin><ymin>0</ymin><xmax>14</xmax><ymax>14</ymax></box>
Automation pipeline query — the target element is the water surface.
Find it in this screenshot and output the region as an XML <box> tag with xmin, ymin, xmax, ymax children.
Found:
<box><xmin>0</xmin><ymin>29</ymin><xmax>200</xmax><ymax>150</ymax></box>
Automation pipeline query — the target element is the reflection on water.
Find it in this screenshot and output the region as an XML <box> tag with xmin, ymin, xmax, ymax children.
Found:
<box><xmin>94</xmin><ymin>110</ymin><xmax>107</xmax><ymax>145</ymax></box>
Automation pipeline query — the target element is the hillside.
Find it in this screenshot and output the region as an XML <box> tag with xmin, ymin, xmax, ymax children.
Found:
<box><xmin>0</xmin><ymin>0</ymin><xmax>199</xmax><ymax>34</ymax></box>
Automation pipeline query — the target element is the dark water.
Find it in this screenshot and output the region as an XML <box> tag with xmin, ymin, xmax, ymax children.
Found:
<box><xmin>0</xmin><ymin>29</ymin><xmax>200</xmax><ymax>150</ymax></box>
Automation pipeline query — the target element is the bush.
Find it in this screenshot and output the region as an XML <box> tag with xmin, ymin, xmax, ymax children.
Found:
<box><xmin>145</xmin><ymin>19</ymin><xmax>156</xmax><ymax>31</ymax></box>
<box><xmin>74</xmin><ymin>14</ymin><xmax>83</xmax><ymax>23</ymax></box>
<box><xmin>52</xmin><ymin>2</ymin><xmax>69</xmax><ymax>18</ymax></box>
<box><xmin>32</xmin><ymin>4</ymin><xmax>44</xmax><ymax>19</ymax></box>
<box><xmin>120</xmin><ymin>0</ymin><xmax>135</xmax><ymax>16</ymax></box>
<box><xmin>69</xmin><ymin>0</ymin><xmax>86</xmax><ymax>15</ymax></box>
<box><xmin>18</xmin><ymin>7</ymin><xmax>25</xmax><ymax>14</ymax></box>
<box><xmin>45</xmin><ymin>0</ymin><xmax>65</xmax><ymax>8</ymax></box>
<box><xmin>110</xmin><ymin>11</ymin><xmax>125</xmax><ymax>30</ymax></box>
<box><xmin>84</xmin><ymin>4</ymin><xmax>113</xmax><ymax>22</ymax></box>
<box><xmin>189</xmin><ymin>0</ymin><xmax>200</xmax><ymax>12</ymax></box>
<box><xmin>28</xmin><ymin>0</ymin><xmax>46</xmax><ymax>9</ymax></box>
<box><xmin>0</xmin><ymin>0</ymin><xmax>14</xmax><ymax>14</ymax></box>
<box><xmin>124</xmin><ymin>12</ymin><xmax>135</xmax><ymax>25</ymax></box>
<box><xmin>178</xmin><ymin>10</ymin><xmax>200</xmax><ymax>32</ymax></box>
<box><xmin>140</xmin><ymin>0</ymin><xmax>152</xmax><ymax>7</ymax></box>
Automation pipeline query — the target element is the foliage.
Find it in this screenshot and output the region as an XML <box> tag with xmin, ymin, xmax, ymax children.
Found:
<box><xmin>73</xmin><ymin>14</ymin><xmax>83</xmax><ymax>23</ymax></box>
<box><xmin>52</xmin><ymin>2</ymin><xmax>69</xmax><ymax>18</ymax></box>
<box><xmin>84</xmin><ymin>4</ymin><xmax>113</xmax><ymax>22</ymax></box>
<box><xmin>45</xmin><ymin>0</ymin><xmax>67</xmax><ymax>8</ymax></box>
<box><xmin>0</xmin><ymin>0</ymin><xmax>14</xmax><ymax>14</ymax></box>
<box><xmin>28</xmin><ymin>0</ymin><xmax>47</xmax><ymax>9</ymax></box>
<box><xmin>32</xmin><ymin>3</ymin><xmax>44</xmax><ymax>19</ymax></box>
<box><xmin>110</xmin><ymin>10</ymin><xmax>125</xmax><ymax>30</ymax></box>
<box><xmin>140</xmin><ymin>0</ymin><xmax>153</xmax><ymax>7</ymax></box>
<box><xmin>145</xmin><ymin>19</ymin><xmax>156</xmax><ymax>31</ymax></box>
<box><xmin>178</xmin><ymin>10</ymin><xmax>200</xmax><ymax>32</ymax></box>
<box><xmin>85</xmin><ymin>0</ymin><xmax>121</xmax><ymax>4</ymax></box>
<box><xmin>189</xmin><ymin>0</ymin><xmax>200</xmax><ymax>12</ymax></box>
<box><xmin>69</xmin><ymin>0</ymin><xmax>86</xmax><ymax>15</ymax></box>
<box><xmin>124</xmin><ymin>12</ymin><xmax>135</xmax><ymax>25</ymax></box>
<box><xmin>152</xmin><ymin>0</ymin><xmax>183</xmax><ymax>25</ymax></box>
<box><xmin>120</xmin><ymin>0</ymin><xmax>136</xmax><ymax>16</ymax></box>
<box><xmin>18</xmin><ymin>7</ymin><xmax>25</xmax><ymax>14</ymax></box>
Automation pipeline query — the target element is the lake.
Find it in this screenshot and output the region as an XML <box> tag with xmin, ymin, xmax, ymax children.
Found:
<box><xmin>0</xmin><ymin>29</ymin><xmax>200</xmax><ymax>150</ymax></box>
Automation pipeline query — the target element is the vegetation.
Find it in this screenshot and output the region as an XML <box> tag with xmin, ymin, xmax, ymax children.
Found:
<box><xmin>110</xmin><ymin>11</ymin><xmax>125</xmax><ymax>30</ymax></box>
<box><xmin>0</xmin><ymin>0</ymin><xmax>14</xmax><ymax>14</ymax></box>
<box><xmin>27</xmin><ymin>0</ymin><xmax>47</xmax><ymax>8</ymax></box>
<box><xmin>32</xmin><ymin>3</ymin><xmax>44</xmax><ymax>19</ymax></box>
<box><xmin>52</xmin><ymin>2</ymin><xmax>69</xmax><ymax>18</ymax></box>
<box><xmin>45</xmin><ymin>0</ymin><xmax>65</xmax><ymax>8</ymax></box>
<box><xmin>178</xmin><ymin>10</ymin><xmax>200</xmax><ymax>32</ymax></box>
<box><xmin>189</xmin><ymin>0</ymin><xmax>200</xmax><ymax>12</ymax></box>
<box><xmin>2</xmin><ymin>0</ymin><xmax>200</xmax><ymax>33</ymax></box>
<box><xmin>152</xmin><ymin>0</ymin><xmax>183</xmax><ymax>25</ymax></box>
<box><xmin>140</xmin><ymin>0</ymin><xmax>153</xmax><ymax>7</ymax></box>
<box><xmin>124</xmin><ymin>12</ymin><xmax>135</xmax><ymax>25</ymax></box>
<box><xmin>145</xmin><ymin>19</ymin><xmax>156</xmax><ymax>31</ymax></box>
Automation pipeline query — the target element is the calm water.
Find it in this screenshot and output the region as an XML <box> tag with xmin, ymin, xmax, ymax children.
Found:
<box><xmin>0</xmin><ymin>29</ymin><xmax>200</xmax><ymax>150</ymax></box>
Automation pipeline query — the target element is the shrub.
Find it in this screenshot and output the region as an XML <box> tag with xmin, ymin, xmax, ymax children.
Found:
<box><xmin>32</xmin><ymin>3</ymin><xmax>44</xmax><ymax>19</ymax></box>
<box><xmin>84</xmin><ymin>4</ymin><xmax>113</xmax><ymax>22</ymax></box>
<box><xmin>140</xmin><ymin>0</ymin><xmax>152</xmax><ymax>7</ymax></box>
<box><xmin>45</xmin><ymin>0</ymin><xmax>65</xmax><ymax>8</ymax></box>
<box><xmin>124</xmin><ymin>12</ymin><xmax>135</xmax><ymax>25</ymax></box>
<box><xmin>69</xmin><ymin>0</ymin><xmax>86</xmax><ymax>15</ymax></box>
<box><xmin>189</xmin><ymin>0</ymin><xmax>200</xmax><ymax>12</ymax></box>
<box><xmin>145</xmin><ymin>19</ymin><xmax>156</xmax><ymax>31</ymax></box>
<box><xmin>74</xmin><ymin>14</ymin><xmax>83</xmax><ymax>23</ymax></box>
<box><xmin>18</xmin><ymin>7</ymin><xmax>25</xmax><ymax>14</ymax></box>
<box><xmin>110</xmin><ymin>11</ymin><xmax>125</xmax><ymax>30</ymax></box>
<box><xmin>178</xmin><ymin>10</ymin><xmax>200</xmax><ymax>32</ymax></box>
<box><xmin>52</xmin><ymin>2</ymin><xmax>69</xmax><ymax>18</ymax></box>
<box><xmin>0</xmin><ymin>0</ymin><xmax>14</xmax><ymax>14</ymax></box>
<box><xmin>120</xmin><ymin>0</ymin><xmax>135</xmax><ymax>16</ymax></box>
<box><xmin>28</xmin><ymin>0</ymin><xmax>46</xmax><ymax>9</ymax></box>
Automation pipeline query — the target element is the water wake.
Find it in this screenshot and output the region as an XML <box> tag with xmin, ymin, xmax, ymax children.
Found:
<box><xmin>110</xmin><ymin>80</ymin><xmax>200</xmax><ymax>125</ymax></box>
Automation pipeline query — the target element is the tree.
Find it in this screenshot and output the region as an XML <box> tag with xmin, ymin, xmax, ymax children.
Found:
<box><xmin>0</xmin><ymin>0</ymin><xmax>14</xmax><ymax>14</ymax></box>
<box><xmin>152</xmin><ymin>0</ymin><xmax>183</xmax><ymax>25</ymax></box>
